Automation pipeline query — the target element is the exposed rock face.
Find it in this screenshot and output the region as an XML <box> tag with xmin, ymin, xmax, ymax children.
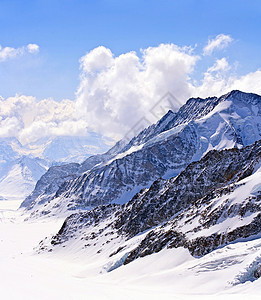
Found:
<box><xmin>22</xmin><ymin>90</ymin><xmax>261</xmax><ymax>217</ymax></box>
<box><xmin>20</xmin><ymin>163</ymin><xmax>80</xmax><ymax>209</ymax></box>
<box><xmin>115</xmin><ymin>142</ymin><xmax>261</xmax><ymax>237</ymax></box>
<box><xmin>43</xmin><ymin>140</ymin><xmax>261</xmax><ymax>267</ymax></box>
<box><xmin>55</xmin><ymin>124</ymin><xmax>197</xmax><ymax>206</ymax></box>
<box><xmin>186</xmin><ymin>212</ymin><xmax>261</xmax><ymax>257</ymax></box>
<box><xmin>120</xmin><ymin>140</ymin><xmax>261</xmax><ymax>263</ymax></box>
<box><xmin>254</xmin><ymin>264</ymin><xmax>261</xmax><ymax>278</ymax></box>
<box><xmin>50</xmin><ymin>204</ymin><xmax>120</xmax><ymax>246</ymax></box>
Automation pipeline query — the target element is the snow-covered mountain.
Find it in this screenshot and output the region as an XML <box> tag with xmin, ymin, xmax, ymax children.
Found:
<box><xmin>0</xmin><ymin>135</ymin><xmax>110</xmax><ymax>201</ymax></box>
<box><xmin>22</xmin><ymin>90</ymin><xmax>261</xmax><ymax>217</ymax></box>
<box><xmin>0</xmin><ymin>138</ymin><xmax>49</xmax><ymax>201</ymax></box>
<box><xmin>39</xmin><ymin>139</ymin><xmax>261</xmax><ymax>281</ymax></box>
<box><xmin>0</xmin><ymin>155</ymin><xmax>48</xmax><ymax>201</ymax></box>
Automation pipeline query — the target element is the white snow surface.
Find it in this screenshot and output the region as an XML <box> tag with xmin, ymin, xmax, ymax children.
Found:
<box><xmin>0</xmin><ymin>156</ymin><xmax>48</xmax><ymax>200</ymax></box>
<box><xmin>1</xmin><ymin>200</ymin><xmax>261</xmax><ymax>299</ymax></box>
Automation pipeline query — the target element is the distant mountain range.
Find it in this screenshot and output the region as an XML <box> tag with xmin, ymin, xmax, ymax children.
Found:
<box><xmin>0</xmin><ymin>135</ymin><xmax>110</xmax><ymax>201</ymax></box>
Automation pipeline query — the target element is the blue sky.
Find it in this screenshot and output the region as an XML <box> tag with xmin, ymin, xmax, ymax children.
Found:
<box><xmin>1</xmin><ymin>0</ymin><xmax>261</xmax><ymax>101</ymax></box>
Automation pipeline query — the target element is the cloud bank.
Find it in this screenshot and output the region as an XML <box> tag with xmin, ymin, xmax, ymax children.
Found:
<box><xmin>0</xmin><ymin>95</ymin><xmax>87</xmax><ymax>144</ymax></box>
<box><xmin>75</xmin><ymin>39</ymin><xmax>261</xmax><ymax>140</ymax></box>
<box><xmin>1</xmin><ymin>34</ymin><xmax>261</xmax><ymax>144</ymax></box>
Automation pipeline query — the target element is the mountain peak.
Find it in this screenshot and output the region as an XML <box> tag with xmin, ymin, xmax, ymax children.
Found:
<box><xmin>223</xmin><ymin>89</ymin><xmax>261</xmax><ymax>104</ymax></box>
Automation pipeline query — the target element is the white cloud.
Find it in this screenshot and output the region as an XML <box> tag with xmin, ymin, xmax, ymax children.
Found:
<box><xmin>192</xmin><ymin>66</ymin><xmax>261</xmax><ymax>99</ymax></box>
<box><xmin>1</xmin><ymin>41</ymin><xmax>261</xmax><ymax>145</ymax></box>
<box><xmin>0</xmin><ymin>116</ymin><xmax>22</xmax><ymax>138</ymax></box>
<box><xmin>0</xmin><ymin>43</ymin><xmax>40</xmax><ymax>62</ymax></box>
<box><xmin>76</xmin><ymin>44</ymin><xmax>199</xmax><ymax>140</ymax></box>
<box><xmin>79</xmin><ymin>46</ymin><xmax>113</xmax><ymax>74</ymax></box>
<box><xmin>0</xmin><ymin>95</ymin><xmax>87</xmax><ymax>144</ymax></box>
<box><xmin>207</xmin><ymin>58</ymin><xmax>230</xmax><ymax>73</ymax></box>
<box><xmin>75</xmin><ymin>43</ymin><xmax>261</xmax><ymax>140</ymax></box>
<box><xmin>203</xmin><ymin>34</ymin><xmax>233</xmax><ymax>56</ymax></box>
<box><xmin>27</xmin><ymin>44</ymin><xmax>39</xmax><ymax>54</ymax></box>
<box><xmin>228</xmin><ymin>70</ymin><xmax>261</xmax><ymax>94</ymax></box>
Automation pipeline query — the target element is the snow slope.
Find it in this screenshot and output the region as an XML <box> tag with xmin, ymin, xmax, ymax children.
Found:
<box><xmin>0</xmin><ymin>156</ymin><xmax>48</xmax><ymax>200</ymax></box>
<box><xmin>1</xmin><ymin>200</ymin><xmax>261</xmax><ymax>299</ymax></box>
<box><xmin>38</xmin><ymin>140</ymin><xmax>260</xmax><ymax>285</ymax></box>
<box><xmin>0</xmin><ymin>138</ymin><xmax>49</xmax><ymax>201</ymax></box>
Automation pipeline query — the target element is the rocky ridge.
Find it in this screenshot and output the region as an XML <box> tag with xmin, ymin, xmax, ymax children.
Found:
<box><xmin>40</xmin><ymin>140</ymin><xmax>261</xmax><ymax>270</ymax></box>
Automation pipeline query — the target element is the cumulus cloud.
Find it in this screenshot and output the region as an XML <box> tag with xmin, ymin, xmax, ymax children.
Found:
<box><xmin>75</xmin><ymin>43</ymin><xmax>261</xmax><ymax>140</ymax></box>
<box><xmin>203</xmin><ymin>34</ymin><xmax>233</xmax><ymax>56</ymax></box>
<box><xmin>1</xmin><ymin>39</ymin><xmax>261</xmax><ymax>145</ymax></box>
<box><xmin>2</xmin><ymin>44</ymin><xmax>200</xmax><ymax>143</ymax></box>
<box><xmin>76</xmin><ymin>44</ymin><xmax>199</xmax><ymax>140</ymax></box>
<box><xmin>229</xmin><ymin>70</ymin><xmax>261</xmax><ymax>93</ymax></box>
<box><xmin>0</xmin><ymin>43</ymin><xmax>39</xmax><ymax>62</ymax></box>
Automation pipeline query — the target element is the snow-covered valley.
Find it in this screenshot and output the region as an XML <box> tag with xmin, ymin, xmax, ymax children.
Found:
<box><xmin>1</xmin><ymin>200</ymin><xmax>261</xmax><ymax>299</ymax></box>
